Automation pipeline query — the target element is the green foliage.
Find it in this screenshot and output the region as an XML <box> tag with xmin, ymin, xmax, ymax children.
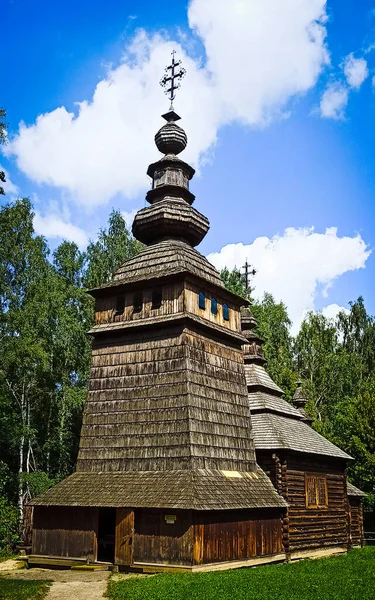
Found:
<box><xmin>107</xmin><ymin>547</ymin><xmax>375</xmax><ymax>600</ymax></box>
<box><xmin>84</xmin><ymin>209</ymin><xmax>143</xmax><ymax>288</ymax></box>
<box><xmin>20</xmin><ymin>473</ymin><xmax>55</xmax><ymax>499</ymax></box>
<box><xmin>0</xmin><ymin>579</ymin><xmax>51</xmax><ymax>600</ymax></box>
<box><xmin>0</xmin><ymin>498</ymin><xmax>19</xmax><ymax>554</ymax></box>
<box><xmin>220</xmin><ymin>266</ymin><xmax>252</xmax><ymax>300</ymax></box>
<box><xmin>252</xmin><ymin>293</ymin><xmax>295</xmax><ymax>399</ymax></box>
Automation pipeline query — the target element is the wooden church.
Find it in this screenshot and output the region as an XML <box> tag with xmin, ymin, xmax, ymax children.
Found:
<box><xmin>30</xmin><ymin>55</ymin><xmax>364</xmax><ymax>571</ymax></box>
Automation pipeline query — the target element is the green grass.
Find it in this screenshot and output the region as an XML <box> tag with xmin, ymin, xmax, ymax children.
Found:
<box><xmin>107</xmin><ymin>547</ymin><xmax>375</xmax><ymax>600</ymax></box>
<box><xmin>0</xmin><ymin>579</ymin><xmax>51</xmax><ymax>600</ymax></box>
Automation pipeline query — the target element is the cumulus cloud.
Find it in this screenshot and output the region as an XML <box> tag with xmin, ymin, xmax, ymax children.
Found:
<box><xmin>319</xmin><ymin>52</ymin><xmax>368</xmax><ymax>120</ymax></box>
<box><xmin>207</xmin><ymin>227</ymin><xmax>371</xmax><ymax>334</ymax></box>
<box><xmin>343</xmin><ymin>54</ymin><xmax>368</xmax><ymax>89</ymax></box>
<box><xmin>321</xmin><ymin>303</ymin><xmax>350</xmax><ymax>321</ymax></box>
<box><xmin>319</xmin><ymin>83</ymin><xmax>348</xmax><ymax>119</ymax></box>
<box><xmin>34</xmin><ymin>212</ymin><xmax>88</xmax><ymax>248</ymax></box>
<box><xmin>6</xmin><ymin>0</ymin><xmax>328</xmax><ymax>207</ymax></box>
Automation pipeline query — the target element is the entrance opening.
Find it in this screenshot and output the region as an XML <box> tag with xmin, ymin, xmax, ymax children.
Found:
<box><xmin>97</xmin><ymin>508</ymin><xmax>116</xmax><ymax>563</ymax></box>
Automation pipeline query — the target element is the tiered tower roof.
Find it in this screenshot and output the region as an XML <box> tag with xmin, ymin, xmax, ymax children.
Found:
<box><xmin>241</xmin><ymin>308</ymin><xmax>351</xmax><ymax>460</ymax></box>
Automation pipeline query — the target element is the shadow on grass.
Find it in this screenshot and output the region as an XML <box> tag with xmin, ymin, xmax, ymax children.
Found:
<box><xmin>0</xmin><ymin>578</ymin><xmax>51</xmax><ymax>600</ymax></box>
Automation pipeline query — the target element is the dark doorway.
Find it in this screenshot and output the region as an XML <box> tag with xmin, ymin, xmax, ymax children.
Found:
<box><xmin>97</xmin><ymin>508</ymin><xmax>116</xmax><ymax>563</ymax></box>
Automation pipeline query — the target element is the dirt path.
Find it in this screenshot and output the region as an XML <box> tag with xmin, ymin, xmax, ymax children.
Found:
<box><xmin>0</xmin><ymin>564</ymin><xmax>110</xmax><ymax>600</ymax></box>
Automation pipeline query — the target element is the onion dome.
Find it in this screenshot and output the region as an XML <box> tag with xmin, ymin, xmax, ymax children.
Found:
<box><xmin>241</xmin><ymin>307</ymin><xmax>266</xmax><ymax>366</ymax></box>
<box><xmin>155</xmin><ymin>122</ymin><xmax>187</xmax><ymax>155</ymax></box>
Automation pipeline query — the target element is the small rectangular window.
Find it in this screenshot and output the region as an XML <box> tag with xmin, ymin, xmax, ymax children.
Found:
<box><xmin>115</xmin><ymin>295</ymin><xmax>125</xmax><ymax>315</ymax></box>
<box><xmin>198</xmin><ymin>292</ymin><xmax>205</xmax><ymax>310</ymax></box>
<box><xmin>152</xmin><ymin>289</ymin><xmax>162</xmax><ymax>309</ymax></box>
<box><xmin>133</xmin><ymin>292</ymin><xmax>143</xmax><ymax>313</ymax></box>
<box><xmin>223</xmin><ymin>303</ymin><xmax>229</xmax><ymax>321</ymax></box>
<box><xmin>305</xmin><ymin>474</ymin><xmax>327</xmax><ymax>508</ymax></box>
<box><xmin>211</xmin><ymin>297</ymin><xmax>218</xmax><ymax>315</ymax></box>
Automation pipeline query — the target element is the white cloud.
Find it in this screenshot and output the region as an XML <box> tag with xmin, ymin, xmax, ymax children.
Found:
<box><xmin>319</xmin><ymin>52</ymin><xmax>368</xmax><ymax>120</ymax></box>
<box><xmin>321</xmin><ymin>303</ymin><xmax>350</xmax><ymax>321</ymax></box>
<box><xmin>121</xmin><ymin>208</ymin><xmax>139</xmax><ymax>228</ymax></box>
<box><xmin>319</xmin><ymin>83</ymin><xmax>348</xmax><ymax>119</ymax></box>
<box><xmin>207</xmin><ymin>226</ymin><xmax>371</xmax><ymax>334</ymax></box>
<box><xmin>343</xmin><ymin>53</ymin><xmax>368</xmax><ymax>89</ymax></box>
<box><xmin>6</xmin><ymin>0</ymin><xmax>328</xmax><ymax>207</ymax></box>
<box><xmin>0</xmin><ymin>165</ymin><xmax>19</xmax><ymax>195</ymax></box>
<box><xmin>34</xmin><ymin>212</ymin><xmax>88</xmax><ymax>248</ymax></box>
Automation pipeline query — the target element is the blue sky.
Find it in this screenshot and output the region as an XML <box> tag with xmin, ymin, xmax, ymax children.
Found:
<box><xmin>2</xmin><ymin>0</ymin><xmax>375</xmax><ymax>330</ymax></box>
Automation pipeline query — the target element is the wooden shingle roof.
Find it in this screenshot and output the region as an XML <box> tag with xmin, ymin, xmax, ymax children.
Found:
<box><xmin>347</xmin><ymin>482</ymin><xmax>366</xmax><ymax>497</ymax></box>
<box><xmin>244</xmin><ymin>363</ymin><xmax>284</xmax><ymax>396</ymax></box>
<box><xmin>248</xmin><ymin>392</ymin><xmax>302</xmax><ymax>419</ymax></box>
<box><xmin>90</xmin><ymin>240</ymin><xmax>225</xmax><ymax>293</ymax></box>
<box><xmin>31</xmin><ymin>468</ymin><xmax>287</xmax><ymax>510</ymax></box>
<box><xmin>251</xmin><ymin>413</ymin><xmax>351</xmax><ymax>460</ymax></box>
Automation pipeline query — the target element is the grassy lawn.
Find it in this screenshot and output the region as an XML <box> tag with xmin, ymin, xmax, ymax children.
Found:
<box><xmin>107</xmin><ymin>547</ymin><xmax>375</xmax><ymax>600</ymax></box>
<box><xmin>0</xmin><ymin>579</ymin><xmax>50</xmax><ymax>600</ymax></box>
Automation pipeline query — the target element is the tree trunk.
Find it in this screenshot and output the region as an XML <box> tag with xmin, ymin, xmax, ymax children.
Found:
<box><xmin>18</xmin><ymin>383</ymin><xmax>26</xmax><ymax>530</ymax></box>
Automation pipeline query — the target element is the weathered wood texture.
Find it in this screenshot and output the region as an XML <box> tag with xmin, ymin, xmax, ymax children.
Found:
<box><xmin>256</xmin><ymin>452</ymin><xmax>348</xmax><ymax>552</ymax></box>
<box><xmin>95</xmin><ymin>282</ymin><xmax>184</xmax><ymax>326</ymax></box>
<box><xmin>184</xmin><ymin>280</ymin><xmax>239</xmax><ymax>331</ymax></box>
<box><xmin>349</xmin><ymin>498</ymin><xmax>364</xmax><ymax>547</ymax></box>
<box><xmin>32</xmin><ymin>506</ymin><xmax>98</xmax><ymax>560</ymax></box>
<box><xmin>115</xmin><ymin>508</ymin><xmax>134</xmax><ymax>565</ymax></box>
<box><xmin>94</xmin><ymin>278</ymin><xmax>239</xmax><ymax>333</ymax></box>
<box><xmin>77</xmin><ymin>324</ymin><xmax>256</xmax><ymax>473</ymax></box>
<box><xmin>134</xmin><ymin>509</ymin><xmax>193</xmax><ymax>565</ymax></box>
<box><xmin>193</xmin><ymin>509</ymin><xmax>283</xmax><ymax>564</ymax></box>
<box><xmin>133</xmin><ymin>508</ymin><xmax>283</xmax><ymax>566</ymax></box>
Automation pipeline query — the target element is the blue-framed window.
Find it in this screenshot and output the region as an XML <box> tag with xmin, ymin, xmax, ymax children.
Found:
<box><xmin>211</xmin><ymin>297</ymin><xmax>218</xmax><ymax>315</ymax></box>
<box><xmin>198</xmin><ymin>292</ymin><xmax>206</xmax><ymax>310</ymax></box>
<box><xmin>223</xmin><ymin>303</ymin><xmax>229</xmax><ymax>321</ymax></box>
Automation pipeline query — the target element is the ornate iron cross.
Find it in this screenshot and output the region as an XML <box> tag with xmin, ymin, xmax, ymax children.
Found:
<box><xmin>243</xmin><ymin>260</ymin><xmax>257</xmax><ymax>290</ymax></box>
<box><xmin>160</xmin><ymin>50</ymin><xmax>186</xmax><ymax>108</ymax></box>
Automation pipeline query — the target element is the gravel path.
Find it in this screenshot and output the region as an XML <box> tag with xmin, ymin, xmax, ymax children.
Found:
<box><xmin>0</xmin><ymin>564</ymin><xmax>110</xmax><ymax>600</ymax></box>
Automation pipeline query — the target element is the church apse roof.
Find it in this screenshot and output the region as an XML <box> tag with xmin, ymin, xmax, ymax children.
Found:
<box><xmin>241</xmin><ymin>307</ymin><xmax>352</xmax><ymax>461</ymax></box>
<box><xmin>251</xmin><ymin>413</ymin><xmax>351</xmax><ymax>460</ymax></box>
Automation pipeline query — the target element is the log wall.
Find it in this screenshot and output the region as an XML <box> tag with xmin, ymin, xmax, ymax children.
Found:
<box><xmin>134</xmin><ymin>509</ymin><xmax>193</xmax><ymax>565</ymax></box>
<box><xmin>193</xmin><ymin>509</ymin><xmax>283</xmax><ymax>564</ymax></box>
<box><xmin>349</xmin><ymin>498</ymin><xmax>364</xmax><ymax>547</ymax></box>
<box><xmin>32</xmin><ymin>506</ymin><xmax>98</xmax><ymax>560</ymax></box>
<box><xmin>132</xmin><ymin>508</ymin><xmax>283</xmax><ymax>566</ymax></box>
<box><xmin>256</xmin><ymin>452</ymin><xmax>348</xmax><ymax>553</ymax></box>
